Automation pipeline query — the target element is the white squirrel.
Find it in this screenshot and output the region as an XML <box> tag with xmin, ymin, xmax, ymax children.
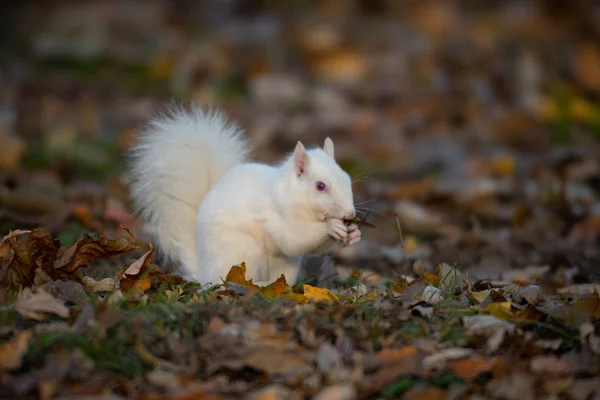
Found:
<box><xmin>128</xmin><ymin>104</ymin><xmax>361</xmax><ymax>285</ymax></box>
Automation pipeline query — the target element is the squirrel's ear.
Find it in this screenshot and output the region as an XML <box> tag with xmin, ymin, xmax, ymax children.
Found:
<box><xmin>294</xmin><ymin>141</ymin><xmax>309</xmax><ymax>176</ymax></box>
<box><xmin>323</xmin><ymin>137</ymin><xmax>335</xmax><ymax>159</ymax></box>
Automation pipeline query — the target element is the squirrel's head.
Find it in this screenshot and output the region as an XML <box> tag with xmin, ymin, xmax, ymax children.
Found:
<box><xmin>286</xmin><ymin>138</ymin><xmax>355</xmax><ymax>221</ymax></box>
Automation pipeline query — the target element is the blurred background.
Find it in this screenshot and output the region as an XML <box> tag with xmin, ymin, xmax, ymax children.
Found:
<box><xmin>1</xmin><ymin>0</ymin><xmax>600</xmax><ymax>282</ymax></box>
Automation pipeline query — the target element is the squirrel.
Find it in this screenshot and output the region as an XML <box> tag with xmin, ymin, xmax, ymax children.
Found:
<box><xmin>128</xmin><ymin>104</ymin><xmax>362</xmax><ymax>286</ymax></box>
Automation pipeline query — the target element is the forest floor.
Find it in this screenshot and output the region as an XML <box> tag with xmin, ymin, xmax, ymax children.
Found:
<box><xmin>1</xmin><ymin>1</ymin><xmax>600</xmax><ymax>399</ymax></box>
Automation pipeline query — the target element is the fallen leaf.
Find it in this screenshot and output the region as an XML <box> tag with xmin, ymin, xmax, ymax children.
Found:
<box><xmin>0</xmin><ymin>131</ymin><xmax>26</xmax><ymax>170</ymax></box>
<box><xmin>118</xmin><ymin>247</ymin><xmax>156</xmax><ymax>293</ymax></box>
<box><xmin>575</xmin><ymin>42</ymin><xmax>600</xmax><ymax>92</ymax></box>
<box><xmin>260</xmin><ymin>275</ymin><xmax>292</xmax><ymax>298</ymax></box>
<box><xmin>404</xmin><ymin>386</ymin><xmax>447</xmax><ymax>400</ymax></box>
<box><xmin>313</xmin><ymin>384</ymin><xmax>357</xmax><ymax>400</ymax></box>
<box><xmin>221</xmin><ymin>347</ymin><xmax>311</xmax><ymax>376</ymax></box>
<box><xmin>557</xmin><ymin>284</ymin><xmax>600</xmax><ymax>297</ymax></box>
<box><xmin>248</xmin><ymin>384</ymin><xmax>295</xmax><ymax>400</ymax></box>
<box><xmin>82</xmin><ymin>276</ymin><xmax>115</xmax><ymax>293</ymax></box>
<box><xmin>316</xmin><ymin>343</ymin><xmax>342</xmax><ymax>372</ymax></box>
<box><xmin>375</xmin><ymin>346</ymin><xmax>420</xmax><ymax>363</ymax></box>
<box><xmin>462</xmin><ymin>315</ymin><xmax>516</xmax><ymax>335</ymax></box>
<box><xmin>573</xmin><ymin>292</ymin><xmax>600</xmax><ymax>319</ymax></box>
<box><xmin>417</xmin><ymin>285</ymin><xmax>444</xmax><ymax>305</ymax></box>
<box><xmin>359</xmin><ymin>348</ymin><xmax>422</xmax><ymax>398</ymax></box>
<box><xmin>55</xmin><ymin>228</ymin><xmax>138</xmax><ymax>274</ymax></box>
<box><xmin>484</xmin><ymin>302</ymin><xmax>513</xmax><ymax>320</ymax></box>
<box><xmin>14</xmin><ymin>288</ymin><xmax>70</xmax><ymax>321</ymax></box>
<box><xmin>314</xmin><ymin>51</ymin><xmax>366</xmax><ymax>84</ymax></box>
<box><xmin>530</xmin><ymin>355</ymin><xmax>575</xmax><ymax>377</ymax></box>
<box><xmin>1</xmin><ymin>228</ymin><xmax>60</xmax><ymax>290</ymax></box>
<box><xmin>469</xmin><ymin>289</ymin><xmax>491</xmax><ymax>304</ymax></box>
<box><xmin>580</xmin><ymin>322</ymin><xmax>600</xmax><ymax>355</ymax></box>
<box><xmin>447</xmin><ymin>357</ymin><xmax>497</xmax><ymax>381</ymax></box>
<box><xmin>423</xmin><ymin>347</ymin><xmax>472</xmax><ymax>372</ymax></box>
<box><xmin>0</xmin><ymin>330</ymin><xmax>32</xmax><ymax>371</ymax></box>
<box><xmin>303</xmin><ymin>284</ymin><xmax>338</xmax><ymax>303</ymax></box>
<box><xmin>513</xmin><ymin>285</ymin><xmax>545</xmax><ymax>305</ymax></box>
<box><xmin>224</xmin><ymin>263</ymin><xmax>261</xmax><ymax>292</ymax></box>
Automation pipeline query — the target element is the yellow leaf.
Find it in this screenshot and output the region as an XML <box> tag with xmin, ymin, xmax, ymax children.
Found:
<box><xmin>469</xmin><ymin>290</ymin><xmax>491</xmax><ymax>304</ymax></box>
<box><xmin>424</xmin><ymin>271</ymin><xmax>439</xmax><ymax>286</ymax></box>
<box><xmin>404</xmin><ymin>236</ymin><xmax>419</xmax><ymax>253</ymax></box>
<box><xmin>224</xmin><ymin>262</ymin><xmax>261</xmax><ymax>291</ymax></box>
<box><xmin>282</xmin><ymin>292</ymin><xmax>309</xmax><ymax>304</ymax></box>
<box><xmin>485</xmin><ymin>302</ymin><xmax>513</xmax><ymax>320</ymax></box>
<box><xmin>489</xmin><ymin>154</ymin><xmax>516</xmax><ymax>176</ymax></box>
<box><xmin>260</xmin><ymin>275</ymin><xmax>292</xmax><ymax>298</ymax></box>
<box><xmin>303</xmin><ymin>284</ymin><xmax>338</xmax><ymax>303</ymax></box>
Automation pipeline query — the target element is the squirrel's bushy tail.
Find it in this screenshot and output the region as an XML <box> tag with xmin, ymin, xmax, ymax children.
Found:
<box><xmin>128</xmin><ymin>104</ymin><xmax>249</xmax><ymax>269</ymax></box>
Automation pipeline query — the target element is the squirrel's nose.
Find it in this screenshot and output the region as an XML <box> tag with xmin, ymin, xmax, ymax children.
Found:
<box><xmin>344</xmin><ymin>211</ymin><xmax>356</xmax><ymax>220</ymax></box>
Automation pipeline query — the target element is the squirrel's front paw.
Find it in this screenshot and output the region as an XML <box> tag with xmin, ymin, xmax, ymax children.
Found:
<box><xmin>346</xmin><ymin>224</ymin><xmax>362</xmax><ymax>246</ymax></box>
<box><xmin>327</xmin><ymin>218</ymin><xmax>348</xmax><ymax>242</ymax></box>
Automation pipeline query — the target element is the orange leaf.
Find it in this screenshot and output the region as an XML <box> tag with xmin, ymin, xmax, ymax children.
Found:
<box><xmin>118</xmin><ymin>247</ymin><xmax>155</xmax><ymax>293</ymax></box>
<box><xmin>261</xmin><ymin>275</ymin><xmax>292</xmax><ymax>298</ymax></box>
<box><xmin>224</xmin><ymin>262</ymin><xmax>261</xmax><ymax>292</ymax></box>
<box><xmin>0</xmin><ymin>330</ymin><xmax>32</xmax><ymax>371</ymax></box>
<box><xmin>447</xmin><ymin>357</ymin><xmax>497</xmax><ymax>381</ymax></box>
<box><xmin>375</xmin><ymin>346</ymin><xmax>420</xmax><ymax>362</ymax></box>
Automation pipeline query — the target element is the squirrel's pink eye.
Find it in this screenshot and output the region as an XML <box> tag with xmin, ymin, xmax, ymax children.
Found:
<box><xmin>316</xmin><ymin>181</ymin><xmax>327</xmax><ymax>191</ymax></box>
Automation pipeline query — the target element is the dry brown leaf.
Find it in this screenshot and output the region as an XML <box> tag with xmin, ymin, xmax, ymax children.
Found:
<box><xmin>575</xmin><ymin>42</ymin><xmax>600</xmax><ymax>93</ymax></box>
<box><xmin>423</xmin><ymin>347</ymin><xmax>472</xmax><ymax>372</ymax></box>
<box><xmin>313</xmin><ymin>384</ymin><xmax>357</xmax><ymax>400</ymax></box>
<box><xmin>55</xmin><ymin>228</ymin><xmax>138</xmax><ymax>273</ymax></box>
<box><xmin>221</xmin><ymin>347</ymin><xmax>311</xmax><ymax>376</ymax></box>
<box><xmin>383</xmin><ymin>178</ymin><xmax>437</xmax><ymax>201</ymax></box>
<box><xmin>1</xmin><ymin>228</ymin><xmax>60</xmax><ymax>290</ymax></box>
<box><xmin>557</xmin><ymin>284</ymin><xmax>600</xmax><ymax>297</ymax></box>
<box><xmin>514</xmin><ymin>285</ymin><xmax>545</xmax><ymax>305</ymax></box>
<box><xmin>580</xmin><ymin>323</ymin><xmax>600</xmax><ymax>355</ymax></box>
<box><xmin>359</xmin><ymin>347</ymin><xmax>422</xmax><ymax>398</ymax></box>
<box><xmin>404</xmin><ymin>386</ymin><xmax>447</xmax><ymax>400</ymax></box>
<box><xmin>0</xmin><ymin>131</ymin><xmax>26</xmax><ymax>170</ymax></box>
<box><xmin>118</xmin><ymin>247</ymin><xmax>156</xmax><ymax>293</ymax></box>
<box><xmin>0</xmin><ymin>330</ymin><xmax>33</xmax><ymax>371</ymax></box>
<box><xmin>447</xmin><ymin>357</ymin><xmax>497</xmax><ymax>381</ymax></box>
<box><xmin>314</xmin><ymin>51</ymin><xmax>367</xmax><ymax>84</ymax></box>
<box><xmin>15</xmin><ymin>288</ymin><xmax>70</xmax><ymax>321</ymax></box>
<box><xmin>573</xmin><ymin>292</ymin><xmax>600</xmax><ymax>319</ymax></box>
<box><xmin>530</xmin><ymin>355</ymin><xmax>575</xmax><ymax>377</ymax></box>
<box><xmin>568</xmin><ymin>215</ymin><xmax>600</xmax><ymax>244</ymax></box>
<box><xmin>82</xmin><ymin>276</ymin><xmax>115</xmax><ymax>293</ymax></box>
<box><xmin>375</xmin><ymin>346</ymin><xmax>420</xmax><ymax>363</ymax></box>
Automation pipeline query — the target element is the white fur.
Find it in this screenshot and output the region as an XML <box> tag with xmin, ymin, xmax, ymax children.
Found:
<box><xmin>129</xmin><ymin>103</ymin><xmax>360</xmax><ymax>285</ymax></box>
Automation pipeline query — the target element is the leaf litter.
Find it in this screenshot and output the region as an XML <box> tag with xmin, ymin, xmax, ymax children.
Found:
<box><xmin>1</xmin><ymin>0</ymin><xmax>600</xmax><ymax>399</ymax></box>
